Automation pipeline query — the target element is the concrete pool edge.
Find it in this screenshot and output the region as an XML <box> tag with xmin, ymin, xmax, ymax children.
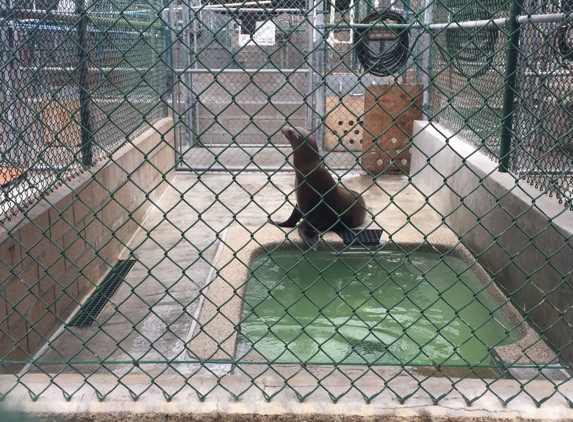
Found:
<box><xmin>184</xmin><ymin>226</ymin><xmax>345</xmax><ymax>361</ymax></box>
<box><xmin>1</xmin><ymin>372</ymin><xmax>573</xmax><ymax>420</ymax></box>
<box><xmin>0</xmin><ymin>226</ymin><xmax>569</xmax><ymax>419</ymax></box>
<box><xmin>185</xmin><ymin>226</ymin><xmax>558</xmax><ymax>376</ymax></box>
<box><xmin>381</xmin><ymin>235</ymin><xmax>557</xmax><ymax>371</ymax></box>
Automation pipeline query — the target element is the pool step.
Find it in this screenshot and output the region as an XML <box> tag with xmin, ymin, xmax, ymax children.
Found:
<box><xmin>335</xmin><ymin>229</ymin><xmax>384</xmax><ymax>247</ymax></box>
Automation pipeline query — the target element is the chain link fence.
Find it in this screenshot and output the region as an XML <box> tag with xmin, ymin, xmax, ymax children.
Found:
<box><xmin>430</xmin><ymin>0</ymin><xmax>573</xmax><ymax>206</ymax></box>
<box><xmin>429</xmin><ymin>0</ymin><xmax>510</xmax><ymax>156</ymax></box>
<box><xmin>170</xmin><ymin>1</ymin><xmax>312</xmax><ymax>171</ymax></box>
<box><xmin>1</xmin><ymin>0</ymin><xmax>573</xmax><ymax>411</ymax></box>
<box><xmin>0</xmin><ymin>0</ymin><xmax>167</xmax><ymax>221</ymax></box>
<box><xmin>512</xmin><ymin>0</ymin><xmax>573</xmax><ymax>206</ymax></box>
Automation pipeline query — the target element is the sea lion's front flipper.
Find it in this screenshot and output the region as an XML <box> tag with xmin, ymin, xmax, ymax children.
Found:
<box><xmin>269</xmin><ymin>206</ymin><xmax>302</xmax><ymax>227</ymax></box>
<box><xmin>298</xmin><ymin>223</ymin><xmax>319</xmax><ymax>251</ymax></box>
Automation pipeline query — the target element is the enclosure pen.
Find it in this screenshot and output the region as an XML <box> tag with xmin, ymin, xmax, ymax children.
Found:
<box><xmin>1</xmin><ymin>0</ymin><xmax>573</xmax><ymax>419</ymax></box>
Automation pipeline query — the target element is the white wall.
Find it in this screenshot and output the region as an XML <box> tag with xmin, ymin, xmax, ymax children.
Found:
<box><xmin>411</xmin><ymin>121</ymin><xmax>573</xmax><ymax>367</ymax></box>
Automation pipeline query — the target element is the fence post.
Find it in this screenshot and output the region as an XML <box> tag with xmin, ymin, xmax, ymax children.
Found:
<box><xmin>168</xmin><ymin>0</ymin><xmax>181</xmax><ymax>155</ymax></box>
<box><xmin>76</xmin><ymin>0</ymin><xmax>93</xmax><ymax>167</ymax></box>
<box><xmin>421</xmin><ymin>0</ymin><xmax>434</xmax><ymax>120</ymax></box>
<box><xmin>1</xmin><ymin>24</ymin><xmax>19</xmax><ymax>168</ymax></box>
<box><xmin>313</xmin><ymin>0</ymin><xmax>326</xmax><ymax>153</ymax></box>
<box><xmin>498</xmin><ymin>0</ymin><xmax>524</xmax><ymax>173</ymax></box>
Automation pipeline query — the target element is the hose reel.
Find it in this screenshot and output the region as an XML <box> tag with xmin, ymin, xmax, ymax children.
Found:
<box><xmin>354</xmin><ymin>10</ymin><xmax>410</xmax><ymax>77</ymax></box>
<box><xmin>555</xmin><ymin>24</ymin><xmax>573</xmax><ymax>69</ymax></box>
<box><xmin>438</xmin><ymin>7</ymin><xmax>500</xmax><ymax>79</ymax></box>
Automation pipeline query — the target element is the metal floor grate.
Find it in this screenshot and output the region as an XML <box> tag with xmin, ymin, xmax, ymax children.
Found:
<box><xmin>335</xmin><ymin>229</ymin><xmax>384</xmax><ymax>247</ymax></box>
<box><xmin>68</xmin><ymin>260</ymin><xmax>135</xmax><ymax>327</ymax></box>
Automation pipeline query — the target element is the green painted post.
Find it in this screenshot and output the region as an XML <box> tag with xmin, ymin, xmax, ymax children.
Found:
<box><xmin>76</xmin><ymin>0</ymin><xmax>93</xmax><ymax>167</ymax></box>
<box><xmin>498</xmin><ymin>0</ymin><xmax>525</xmax><ymax>173</ymax></box>
<box><xmin>353</xmin><ymin>0</ymin><xmax>360</xmax><ymax>72</ymax></box>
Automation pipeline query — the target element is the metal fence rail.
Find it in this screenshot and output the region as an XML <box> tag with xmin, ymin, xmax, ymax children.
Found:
<box><xmin>1</xmin><ymin>0</ymin><xmax>573</xmax><ymax>412</ymax></box>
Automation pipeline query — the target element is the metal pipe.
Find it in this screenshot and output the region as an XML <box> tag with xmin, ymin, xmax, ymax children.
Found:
<box><xmin>314</xmin><ymin>0</ymin><xmax>326</xmax><ymax>154</ymax></box>
<box><xmin>1</xmin><ymin>24</ymin><xmax>18</xmax><ymax>169</ymax></box>
<box><xmin>192</xmin><ymin>2</ymin><xmax>200</xmax><ymax>150</ymax></box>
<box><xmin>0</xmin><ymin>8</ymin><xmax>164</xmax><ymax>30</ymax></box>
<box><xmin>197</xmin><ymin>144</ymin><xmax>291</xmax><ymax>148</ymax></box>
<box><xmin>176</xmin><ymin>68</ymin><xmax>312</xmax><ymax>73</ymax></box>
<box><xmin>201</xmin><ymin>1</ymin><xmax>271</xmax><ymax>7</ymax></box>
<box><xmin>352</xmin><ymin>0</ymin><xmax>359</xmax><ymax>71</ymax></box>
<box><xmin>178</xmin><ymin>166</ymin><xmax>295</xmax><ymax>172</ymax></box>
<box><xmin>21</xmin><ymin>66</ymin><xmax>150</xmax><ymax>73</ymax></box>
<box><xmin>429</xmin><ymin>13</ymin><xmax>573</xmax><ymax>29</ymax></box>
<box><xmin>306</xmin><ymin>0</ymin><xmax>314</xmax><ymax>129</ymax></box>
<box><xmin>0</xmin><ymin>23</ymin><xmax>33</xmax><ymax>167</ymax></box>
<box><xmin>162</xmin><ymin>0</ymin><xmax>171</xmax><ymax>106</ymax></box>
<box><xmin>499</xmin><ymin>0</ymin><xmax>525</xmax><ymax>173</ymax></box>
<box><xmin>168</xmin><ymin>0</ymin><xmax>181</xmax><ymax>159</ymax></box>
<box><xmin>421</xmin><ymin>0</ymin><xmax>434</xmax><ymax>121</ymax></box>
<box><xmin>0</xmin><ymin>7</ymin><xmax>156</xmax><ymax>18</ymax></box>
<box><xmin>320</xmin><ymin>12</ymin><xmax>573</xmax><ymax>30</ymax></box>
<box><xmin>3</xmin><ymin>6</ymin><xmax>569</xmax><ymax>30</ymax></box>
<box><xmin>76</xmin><ymin>0</ymin><xmax>93</xmax><ymax>167</ymax></box>
<box><xmin>189</xmin><ymin>7</ymin><xmax>301</xmax><ymax>12</ymax></box>
<box><xmin>403</xmin><ymin>0</ymin><xmax>410</xmax><ymax>22</ymax></box>
<box><xmin>181</xmin><ymin>0</ymin><xmax>192</xmax><ymax>152</ymax></box>
<box><xmin>516</xmin><ymin>12</ymin><xmax>572</xmax><ymax>25</ymax></box>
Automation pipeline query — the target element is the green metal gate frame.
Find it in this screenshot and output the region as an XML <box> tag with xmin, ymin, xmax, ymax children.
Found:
<box><xmin>171</xmin><ymin>0</ymin><xmax>323</xmax><ymax>171</ymax></box>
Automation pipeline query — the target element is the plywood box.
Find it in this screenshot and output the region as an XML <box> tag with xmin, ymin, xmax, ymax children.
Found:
<box><xmin>39</xmin><ymin>100</ymin><xmax>81</xmax><ymax>147</ymax></box>
<box><xmin>362</xmin><ymin>84</ymin><xmax>423</xmax><ymax>174</ymax></box>
<box><xmin>325</xmin><ymin>96</ymin><xmax>364</xmax><ymax>152</ymax></box>
<box><xmin>0</xmin><ymin>167</ymin><xmax>23</xmax><ymax>186</ymax></box>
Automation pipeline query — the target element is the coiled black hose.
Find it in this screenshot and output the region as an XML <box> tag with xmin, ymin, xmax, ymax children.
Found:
<box><xmin>437</xmin><ymin>8</ymin><xmax>499</xmax><ymax>79</ymax></box>
<box><xmin>354</xmin><ymin>10</ymin><xmax>410</xmax><ymax>77</ymax></box>
<box><xmin>555</xmin><ymin>24</ymin><xmax>573</xmax><ymax>68</ymax></box>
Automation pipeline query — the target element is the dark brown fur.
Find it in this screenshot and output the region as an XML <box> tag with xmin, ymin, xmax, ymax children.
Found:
<box><xmin>269</xmin><ymin>126</ymin><xmax>367</xmax><ymax>249</ymax></box>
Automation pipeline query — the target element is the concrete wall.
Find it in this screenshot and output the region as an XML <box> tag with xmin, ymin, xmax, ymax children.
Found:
<box><xmin>0</xmin><ymin>118</ymin><xmax>174</xmax><ymax>371</ymax></box>
<box><xmin>411</xmin><ymin>121</ymin><xmax>573</xmax><ymax>366</ymax></box>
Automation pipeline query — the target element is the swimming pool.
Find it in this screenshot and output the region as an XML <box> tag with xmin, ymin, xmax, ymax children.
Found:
<box><xmin>237</xmin><ymin>250</ymin><xmax>522</xmax><ymax>366</ymax></box>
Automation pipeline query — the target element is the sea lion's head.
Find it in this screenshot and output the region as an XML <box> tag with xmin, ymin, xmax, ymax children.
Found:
<box><xmin>281</xmin><ymin>126</ymin><xmax>319</xmax><ymax>155</ymax></box>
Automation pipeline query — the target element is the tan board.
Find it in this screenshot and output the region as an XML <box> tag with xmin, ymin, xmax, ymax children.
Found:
<box><xmin>0</xmin><ymin>168</ymin><xmax>23</xmax><ymax>186</ymax></box>
<box><xmin>325</xmin><ymin>96</ymin><xmax>364</xmax><ymax>152</ymax></box>
<box><xmin>362</xmin><ymin>84</ymin><xmax>423</xmax><ymax>174</ymax></box>
<box><xmin>39</xmin><ymin>100</ymin><xmax>81</xmax><ymax>147</ymax></box>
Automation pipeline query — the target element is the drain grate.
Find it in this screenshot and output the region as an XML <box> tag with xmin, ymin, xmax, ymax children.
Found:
<box><xmin>68</xmin><ymin>259</ymin><xmax>135</xmax><ymax>327</ymax></box>
<box><xmin>335</xmin><ymin>229</ymin><xmax>384</xmax><ymax>247</ymax></box>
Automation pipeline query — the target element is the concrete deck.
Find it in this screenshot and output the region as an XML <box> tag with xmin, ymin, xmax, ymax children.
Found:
<box><xmin>4</xmin><ymin>171</ymin><xmax>573</xmax><ymax>419</ymax></box>
<box><xmin>29</xmin><ymin>172</ymin><xmax>443</xmax><ymax>377</ymax></box>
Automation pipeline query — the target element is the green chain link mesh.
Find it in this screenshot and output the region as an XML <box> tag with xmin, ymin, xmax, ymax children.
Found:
<box><xmin>0</xmin><ymin>0</ymin><xmax>572</xmax><ymax>408</ymax></box>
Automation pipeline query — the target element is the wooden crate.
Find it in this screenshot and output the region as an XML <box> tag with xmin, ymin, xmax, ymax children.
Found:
<box><xmin>325</xmin><ymin>96</ymin><xmax>364</xmax><ymax>152</ymax></box>
<box><xmin>362</xmin><ymin>84</ymin><xmax>423</xmax><ymax>174</ymax></box>
<box><xmin>39</xmin><ymin>100</ymin><xmax>81</xmax><ymax>147</ymax></box>
<box><xmin>0</xmin><ymin>167</ymin><xmax>23</xmax><ymax>186</ymax></box>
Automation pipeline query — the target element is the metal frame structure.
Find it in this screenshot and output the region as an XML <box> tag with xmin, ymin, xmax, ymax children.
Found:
<box><xmin>171</xmin><ymin>0</ymin><xmax>320</xmax><ymax>172</ymax></box>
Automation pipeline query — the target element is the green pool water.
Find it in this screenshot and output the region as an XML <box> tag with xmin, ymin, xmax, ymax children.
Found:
<box><xmin>236</xmin><ymin>250</ymin><xmax>521</xmax><ymax>366</ymax></box>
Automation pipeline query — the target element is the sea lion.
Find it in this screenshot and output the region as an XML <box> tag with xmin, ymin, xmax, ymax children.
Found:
<box><xmin>270</xmin><ymin>126</ymin><xmax>367</xmax><ymax>250</ymax></box>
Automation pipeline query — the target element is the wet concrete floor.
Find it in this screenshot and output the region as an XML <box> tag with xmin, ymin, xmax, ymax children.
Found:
<box><xmin>28</xmin><ymin>172</ymin><xmax>443</xmax><ymax>377</ymax></box>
